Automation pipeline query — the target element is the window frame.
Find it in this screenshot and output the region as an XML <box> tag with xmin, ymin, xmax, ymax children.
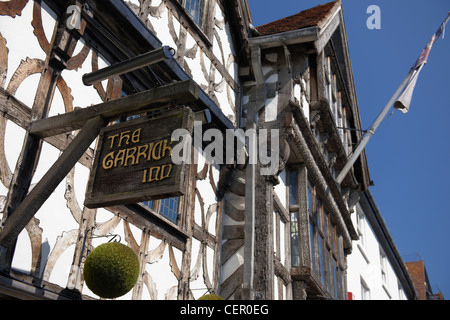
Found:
<box><xmin>361</xmin><ymin>277</ymin><xmax>371</xmax><ymax>300</ymax></box>
<box><xmin>380</xmin><ymin>248</ymin><xmax>388</xmax><ymax>285</ymax></box>
<box><xmin>141</xmin><ymin>195</ymin><xmax>184</xmax><ymax>227</ymax></box>
<box><xmin>175</xmin><ymin>0</ymin><xmax>215</xmax><ymax>43</ymax></box>
<box><xmin>356</xmin><ymin>207</ymin><xmax>365</xmax><ymax>248</ymax></box>
<box><xmin>183</xmin><ymin>0</ymin><xmax>205</xmax><ymax>26</ymax></box>
<box><xmin>323</xmin><ymin>52</ymin><xmax>351</xmax><ymax>154</ymax></box>
<box><xmin>288</xmin><ymin>167</ymin><xmax>346</xmax><ymax>299</ymax></box>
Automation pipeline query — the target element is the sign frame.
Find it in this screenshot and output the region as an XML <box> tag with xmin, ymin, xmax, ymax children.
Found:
<box><xmin>84</xmin><ymin>107</ymin><xmax>194</xmax><ymax>208</ymax></box>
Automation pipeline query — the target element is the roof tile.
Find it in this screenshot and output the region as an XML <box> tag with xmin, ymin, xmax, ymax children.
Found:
<box><xmin>256</xmin><ymin>0</ymin><xmax>341</xmax><ymax>36</ymax></box>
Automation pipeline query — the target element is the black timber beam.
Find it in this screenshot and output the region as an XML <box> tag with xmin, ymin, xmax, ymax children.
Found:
<box><xmin>30</xmin><ymin>80</ymin><xmax>198</xmax><ymax>138</ymax></box>
<box><xmin>43</xmin><ymin>0</ymin><xmax>235</xmax><ymax>132</ymax></box>
<box><xmin>0</xmin><ymin>116</ymin><xmax>107</xmax><ymax>249</ymax></box>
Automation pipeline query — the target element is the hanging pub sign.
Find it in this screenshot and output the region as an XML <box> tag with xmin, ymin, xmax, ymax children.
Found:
<box><xmin>84</xmin><ymin>107</ymin><xmax>194</xmax><ymax>208</ymax></box>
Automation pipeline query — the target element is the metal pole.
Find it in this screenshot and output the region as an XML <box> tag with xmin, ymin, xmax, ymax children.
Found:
<box><xmin>336</xmin><ymin>67</ymin><xmax>418</xmax><ymax>184</ymax></box>
<box><xmin>82</xmin><ymin>46</ymin><xmax>174</xmax><ymax>86</ymax></box>
<box><xmin>337</xmin><ymin>12</ymin><xmax>450</xmax><ymax>185</ymax></box>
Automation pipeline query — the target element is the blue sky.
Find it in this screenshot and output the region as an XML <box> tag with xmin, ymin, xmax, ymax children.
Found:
<box><xmin>248</xmin><ymin>0</ymin><xmax>450</xmax><ymax>298</ymax></box>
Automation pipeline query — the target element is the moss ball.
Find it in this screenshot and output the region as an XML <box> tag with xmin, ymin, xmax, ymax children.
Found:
<box><xmin>83</xmin><ymin>242</ymin><xmax>139</xmax><ymax>299</ymax></box>
<box><xmin>198</xmin><ymin>294</ymin><xmax>225</xmax><ymax>300</ymax></box>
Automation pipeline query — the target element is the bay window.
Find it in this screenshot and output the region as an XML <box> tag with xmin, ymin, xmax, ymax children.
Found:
<box><xmin>288</xmin><ymin>167</ymin><xmax>346</xmax><ymax>299</ymax></box>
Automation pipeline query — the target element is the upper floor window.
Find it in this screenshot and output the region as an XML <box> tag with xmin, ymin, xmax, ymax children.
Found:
<box><xmin>183</xmin><ymin>0</ymin><xmax>205</xmax><ymax>25</ymax></box>
<box><xmin>356</xmin><ymin>207</ymin><xmax>365</xmax><ymax>248</ymax></box>
<box><xmin>178</xmin><ymin>0</ymin><xmax>211</xmax><ymax>30</ymax></box>
<box><xmin>288</xmin><ymin>168</ymin><xmax>345</xmax><ymax>299</ymax></box>
<box><xmin>398</xmin><ymin>281</ymin><xmax>406</xmax><ymax>300</ymax></box>
<box><xmin>380</xmin><ymin>249</ymin><xmax>388</xmax><ymax>284</ymax></box>
<box><xmin>361</xmin><ymin>277</ymin><xmax>371</xmax><ymax>300</ymax></box>
<box><xmin>175</xmin><ymin>0</ymin><xmax>215</xmax><ymax>42</ymax></box>
<box><xmin>323</xmin><ymin>53</ymin><xmax>352</xmax><ymax>156</ymax></box>
<box><xmin>142</xmin><ymin>197</ymin><xmax>181</xmax><ymax>224</ymax></box>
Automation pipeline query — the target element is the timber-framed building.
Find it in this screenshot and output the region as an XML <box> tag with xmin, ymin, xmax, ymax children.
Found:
<box><xmin>0</xmin><ymin>0</ymin><xmax>377</xmax><ymax>300</ymax></box>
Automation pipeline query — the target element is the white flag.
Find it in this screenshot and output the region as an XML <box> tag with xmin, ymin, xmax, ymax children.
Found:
<box><xmin>393</xmin><ymin>67</ymin><xmax>422</xmax><ymax>113</ymax></box>
<box><xmin>394</xmin><ymin>13</ymin><xmax>450</xmax><ymax>113</ymax></box>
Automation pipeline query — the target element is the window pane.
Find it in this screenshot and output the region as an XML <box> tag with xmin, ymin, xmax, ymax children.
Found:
<box><xmin>185</xmin><ymin>0</ymin><xmax>204</xmax><ymax>25</ymax></box>
<box><xmin>316</xmin><ymin>198</ymin><xmax>322</xmax><ymax>229</ymax></box>
<box><xmin>142</xmin><ymin>200</ymin><xmax>153</xmax><ymax>209</ymax></box>
<box><xmin>291</xmin><ymin>211</ymin><xmax>300</xmax><ymax>267</ymax></box>
<box><xmin>332</xmin><ymin>224</ymin><xmax>337</xmax><ymax>253</ymax></box>
<box><xmin>289</xmin><ymin>170</ymin><xmax>297</xmax><ymax>205</ymax></box>
<box><xmin>309</xmin><ymin>222</ymin><xmax>317</xmax><ymax>275</ymax></box>
<box><xmin>159</xmin><ymin>197</ymin><xmax>179</xmax><ymax>223</ymax></box>
<box><xmin>361</xmin><ymin>280</ymin><xmax>370</xmax><ymax>300</ymax></box>
<box><xmin>327</xmin><ymin>250</ymin><xmax>332</xmax><ymax>293</ymax></box>
<box><xmin>307</xmin><ymin>182</ymin><xmax>313</xmax><ymax>215</ymax></box>
<box><xmin>333</xmin><ymin>258</ymin><xmax>338</xmax><ymax>299</ymax></box>
<box><xmin>323</xmin><ymin>207</ymin><xmax>328</xmax><ymax>237</ymax></box>
<box><xmin>319</xmin><ymin>236</ymin><xmax>325</xmax><ymax>286</ymax></box>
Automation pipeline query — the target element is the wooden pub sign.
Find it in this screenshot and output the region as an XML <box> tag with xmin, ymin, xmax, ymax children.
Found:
<box><xmin>84</xmin><ymin>107</ymin><xmax>194</xmax><ymax>208</ymax></box>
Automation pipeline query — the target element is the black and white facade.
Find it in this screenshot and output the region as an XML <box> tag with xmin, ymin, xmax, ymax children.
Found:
<box><xmin>0</xmin><ymin>0</ymin><xmax>415</xmax><ymax>300</ymax></box>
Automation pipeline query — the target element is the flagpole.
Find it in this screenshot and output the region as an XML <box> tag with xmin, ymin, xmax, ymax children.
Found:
<box><xmin>336</xmin><ymin>12</ymin><xmax>450</xmax><ymax>185</ymax></box>
<box><xmin>335</xmin><ymin>67</ymin><xmax>417</xmax><ymax>184</ymax></box>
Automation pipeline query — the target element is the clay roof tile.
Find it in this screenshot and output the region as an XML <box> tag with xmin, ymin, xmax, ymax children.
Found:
<box><xmin>256</xmin><ymin>0</ymin><xmax>341</xmax><ymax>36</ymax></box>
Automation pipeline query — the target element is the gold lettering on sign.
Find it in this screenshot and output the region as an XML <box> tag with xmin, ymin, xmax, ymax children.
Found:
<box><xmin>160</xmin><ymin>164</ymin><xmax>172</xmax><ymax>180</ymax></box>
<box><xmin>107</xmin><ymin>134</ymin><xmax>119</xmax><ymax>149</ymax></box>
<box><xmin>136</xmin><ymin>145</ymin><xmax>149</xmax><ymax>164</ymax></box>
<box><xmin>86</xmin><ymin>110</ymin><xmax>191</xmax><ymax>209</ymax></box>
<box><xmin>124</xmin><ymin>147</ymin><xmax>137</xmax><ymax>167</ymax></box>
<box><xmin>102</xmin><ymin>152</ymin><xmax>115</xmax><ymax>170</ymax></box>
<box><xmin>107</xmin><ymin>128</ymin><xmax>143</xmax><ymax>149</ymax></box>
<box><xmin>114</xmin><ymin>149</ymin><xmax>126</xmax><ymax>168</ymax></box>
<box><xmin>101</xmin><ymin>126</ymin><xmax>176</xmax><ymax>184</ymax></box>
<box><xmin>152</xmin><ymin>141</ymin><xmax>163</xmax><ymax>160</ymax></box>
<box><xmin>163</xmin><ymin>140</ymin><xmax>173</xmax><ymax>158</ymax></box>
<box><xmin>131</xmin><ymin>128</ymin><xmax>142</xmax><ymax>143</ymax></box>
<box><xmin>142</xmin><ymin>164</ymin><xmax>173</xmax><ymax>183</ymax></box>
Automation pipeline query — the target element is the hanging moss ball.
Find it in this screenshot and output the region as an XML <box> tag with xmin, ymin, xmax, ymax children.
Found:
<box><xmin>83</xmin><ymin>242</ymin><xmax>140</xmax><ymax>299</ymax></box>
<box><xmin>198</xmin><ymin>294</ymin><xmax>225</xmax><ymax>300</ymax></box>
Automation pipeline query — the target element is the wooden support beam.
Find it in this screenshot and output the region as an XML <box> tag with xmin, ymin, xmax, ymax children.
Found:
<box><xmin>0</xmin><ymin>87</ymin><xmax>94</xmax><ymax>169</ymax></box>
<box><xmin>0</xmin><ymin>116</ymin><xmax>108</xmax><ymax>248</ymax></box>
<box><xmin>1</xmin><ymin>7</ymin><xmax>91</xmax><ymax>268</ymax></box>
<box><xmin>29</xmin><ymin>80</ymin><xmax>199</xmax><ymax>138</ymax></box>
<box><xmin>0</xmin><ymin>88</ymin><xmax>31</xmax><ymax>129</ymax></box>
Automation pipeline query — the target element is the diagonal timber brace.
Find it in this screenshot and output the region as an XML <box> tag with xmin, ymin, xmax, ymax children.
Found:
<box><xmin>0</xmin><ymin>116</ymin><xmax>107</xmax><ymax>249</ymax></box>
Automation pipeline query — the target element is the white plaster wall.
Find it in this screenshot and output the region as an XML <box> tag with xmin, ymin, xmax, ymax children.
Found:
<box><xmin>0</xmin><ymin>3</ymin><xmax>50</xmax><ymax>88</ymax></box>
<box><xmin>142</xmin><ymin>0</ymin><xmax>238</xmax><ymax>123</ymax></box>
<box><xmin>346</xmin><ymin>204</ymin><xmax>408</xmax><ymax>300</ymax></box>
<box><xmin>1</xmin><ymin>0</ymin><xmax>233</xmax><ymax>300</ymax></box>
<box><xmin>190</xmin><ymin>151</ymin><xmax>221</xmax><ymax>299</ymax></box>
<box><xmin>293</xmin><ymin>77</ymin><xmax>310</xmax><ymax>122</ymax></box>
<box><xmin>1</xmin><ymin>1</ymin><xmax>109</xmax><ymax>290</ymax></box>
<box><xmin>274</xmin><ymin>170</ymin><xmax>287</xmax><ymax>209</ymax></box>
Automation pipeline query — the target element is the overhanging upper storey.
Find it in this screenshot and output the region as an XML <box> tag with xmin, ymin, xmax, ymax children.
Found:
<box><xmin>249</xmin><ymin>0</ymin><xmax>371</xmax><ymax>193</ymax></box>
<box><xmin>43</xmin><ymin>0</ymin><xmax>237</xmax><ymax>133</ymax></box>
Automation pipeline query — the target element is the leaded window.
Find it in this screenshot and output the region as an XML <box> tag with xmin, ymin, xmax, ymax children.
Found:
<box><xmin>177</xmin><ymin>0</ymin><xmax>212</xmax><ymax>32</ymax></box>
<box><xmin>323</xmin><ymin>53</ymin><xmax>352</xmax><ymax>156</ymax></box>
<box><xmin>184</xmin><ymin>0</ymin><xmax>205</xmax><ymax>25</ymax></box>
<box><xmin>288</xmin><ymin>167</ymin><xmax>346</xmax><ymax>299</ymax></box>
<box><xmin>142</xmin><ymin>197</ymin><xmax>180</xmax><ymax>224</ymax></box>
